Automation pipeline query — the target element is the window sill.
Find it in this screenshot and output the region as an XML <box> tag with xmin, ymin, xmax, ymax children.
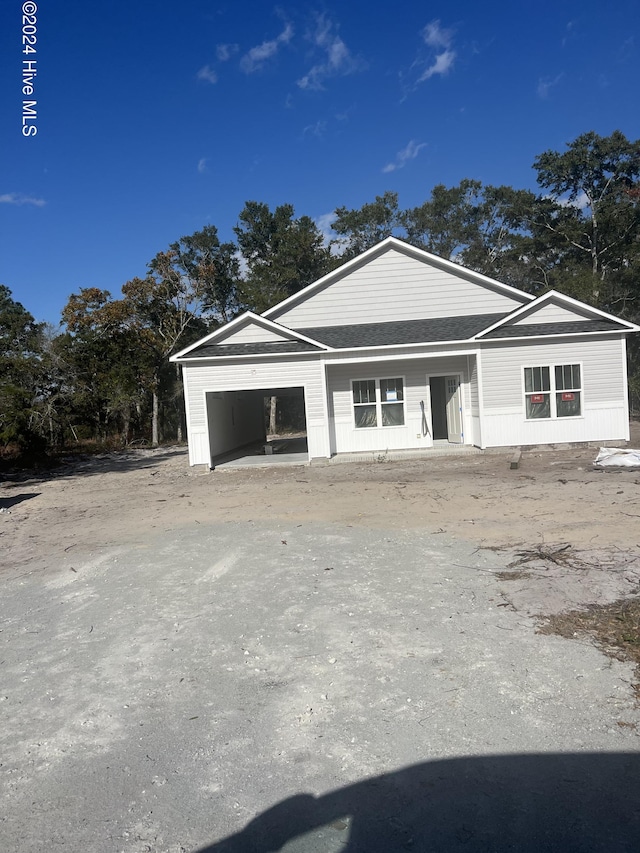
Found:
<box><xmin>524</xmin><ymin>416</ymin><xmax>584</xmax><ymax>422</ymax></box>
<box><xmin>354</xmin><ymin>425</ymin><xmax>406</xmax><ymax>430</ymax></box>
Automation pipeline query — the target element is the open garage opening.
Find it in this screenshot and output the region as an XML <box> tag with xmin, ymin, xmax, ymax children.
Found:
<box><xmin>205</xmin><ymin>387</ymin><xmax>308</xmax><ymax>468</ymax></box>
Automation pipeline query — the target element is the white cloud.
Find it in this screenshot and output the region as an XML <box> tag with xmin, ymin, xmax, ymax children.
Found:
<box><xmin>423</xmin><ymin>20</ymin><xmax>454</xmax><ymax>49</ymax></box>
<box><xmin>240</xmin><ymin>23</ymin><xmax>294</xmax><ymax>73</ymax></box>
<box><xmin>197</xmin><ymin>65</ymin><xmax>218</xmax><ymax>84</ymax></box>
<box><xmin>0</xmin><ymin>193</ymin><xmax>45</xmax><ymax>207</ymax></box>
<box><xmin>234</xmin><ymin>249</ymin><xmax>248</xmax><ymax>279</ymax></box>
<box><xmin>303</xmin><ymin>120</ymin><xmax>327</xmax><ymax>138</ymax></box>
<box><xmin>382</xmin><ymin>139</ymin><xmax>427</xmax><ymax>173</ymax></box>
<box><xmin>412</xmin><ymin>19</ymin><xmax>457</xmax><ymax>85</ymax></box>
<box><xmin>315</xmin><ymin>212</ymin><xmax>346</xmax><ymax>254</ymax></box>
<box><xmin>418</xmin><ymin>49</ymin><xmax>456</xmax><ymax>81</ymax></box>
<box><xmin>554</xmin><ymin>190</ymin><xmax>590</xmax><ymax>210</ymax></box>
<box><xmin>537</xmin><ymin>73</ymin><xmax>563</xmax><ymax>98</ymax></box>
<box><xmin>216</xmin><ymin>43</ymin><xmax>238</xmax><ymax>62</ymax></box>
<box><xmin>297</xmin><ymin>15</ymin><xmax>365</xmax><ymax>90</ymax></box>
<box><xmin>197</xmin><ymin>158</ymin><xmax>207</xmax><ymax>173</ymax></box>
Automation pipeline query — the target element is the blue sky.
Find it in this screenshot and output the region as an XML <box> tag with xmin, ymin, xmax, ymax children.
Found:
<box><xmin>1</xmin><ymin>0</ymin><xmax>639</xmax><ymax>326</ymax></box>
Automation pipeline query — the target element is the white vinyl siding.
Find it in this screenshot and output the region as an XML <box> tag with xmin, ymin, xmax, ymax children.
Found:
<box><xmin>468</xmin><ymin>357</ymin><xmax>479</xmax><ymax>415</ymax></box>
<box><xmin>327</xmin><ymin>356</ymin><xmax>469</xmax><ymax>453</ymax></box>
<box><xmin>219</xmin><ymin>323</ymin><xmax>293</xmax><ymax>344</ymax></box>
<box><xmin>513</xmin><ymin>302</ymin><xmax>589</xmax><ymax>325</ymax></box>
<box><xmin>479</xmin><ymin>336</ymin><xmax>628</xmax><ymax>446</ymax></box>
<box><xmin>271</xmin><ymin>248</ymin><xmax>526</xmax><ymax>328</ymax></box>
<box><xmin>182</xmin><ymin>356</ymin><xmax>327</xmax><ymax>463</ymax></box>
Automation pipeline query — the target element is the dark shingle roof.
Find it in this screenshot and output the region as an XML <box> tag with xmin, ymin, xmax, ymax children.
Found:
<box><xmin>179</xmin><ymin>314</ymin><xmax>627</xmax><ymax>359</ymax></box>
<box><xmin>298</xmin><ymin>314</ymin><xmax>508</xmax><ymax>348</ymax></box>
<box><xmin>181</xmin><ymin>340</ymin><xmax>322</xmax><ymax>359</ymax></box>
<box><xmin>481</xmin><ymin>319</ymin><xmax>625</xmax><ymax>339</ymax></box>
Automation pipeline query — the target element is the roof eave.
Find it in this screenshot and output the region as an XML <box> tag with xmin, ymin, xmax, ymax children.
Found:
<box><xmin>480</xmin><ymin>329</ymin><xmax>633</xmax><ymax>344</ymax></box>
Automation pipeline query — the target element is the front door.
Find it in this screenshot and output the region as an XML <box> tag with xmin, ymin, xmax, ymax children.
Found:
<box><xmin>445</xmin><ymin>375</ymin><xmax>463</xmax><ymax>443</ymax></box>
<box><xmin>429</xmin><ymin>375</ymin><xmax>463</xmax><ymax>444</ymax></box>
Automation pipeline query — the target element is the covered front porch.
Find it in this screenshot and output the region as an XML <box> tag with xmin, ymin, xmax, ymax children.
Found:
<box><xmin>324</xmin><ymin>353</ymin><xmax>481</xmax><ymax>456</ymax></box>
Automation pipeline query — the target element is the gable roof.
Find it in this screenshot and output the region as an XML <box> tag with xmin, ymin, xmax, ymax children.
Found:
<box><xmin>170</xmin><ymin>311</ymin><xmax>329</xmax><ymax>361</ymax></box>
<box><xmin>476</xmin><ymin>290</ymin><xmax>640</xmax><ymax>339</ymax></box>
<box><xmin>171</xmin><ymin>243</ymin><xmax>639</xmax><ymax>362</ymax></box>
<box><xmin>263</xmin><ymin>236</ymin><xmax>533</xmax><ymax>324</ymax></box>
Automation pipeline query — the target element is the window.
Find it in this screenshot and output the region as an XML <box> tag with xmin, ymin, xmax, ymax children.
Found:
<box><xmin>555</xmin><ymin>364</ymin><xmax>581</xmax><ymax>418</ymax></box>
<box><xmin>353</xmin><ymin>380</ymin><xmax>377</xmax><ymax>428</ymax></box>
<box><xmin>353</xmin><ymin>378</ymin><xmax>405</xmax><ymax>428</ymax></box>
<box><xmin>524</xmin><ymin>366</ymin><xmax>550</xmax><ymax>419</ymax></box>
<box><xmin>524</xmin><ymin>364</ymin><xmax>581</xmax><ymax>419</ymax></box>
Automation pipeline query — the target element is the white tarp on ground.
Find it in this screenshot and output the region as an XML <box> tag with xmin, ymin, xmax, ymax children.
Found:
<box><xmin>594</xmin><ymin>447</ymin><xmax>640</xmax><ymax>467</ymax></box>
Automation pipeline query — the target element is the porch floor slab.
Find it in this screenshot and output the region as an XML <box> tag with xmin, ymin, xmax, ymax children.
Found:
<box><xmin>319</xmin><ymin>444</ymin><xmax>485</xmax><ymax>465</ymax></box>
<box><xmin>214</xmin><ymin>451</ymin><xmax>309</xmax><ymax>469</ymax></box>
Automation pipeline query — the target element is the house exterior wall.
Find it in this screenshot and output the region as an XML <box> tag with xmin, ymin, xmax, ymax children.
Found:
<box><xmin>271</xmin><ymin>248</ymin><xmax>527</xmax><ymax>329</ymax></box>
<box><xmin>182</xmin><ymin>355</ymin><xmax>328</xmax><ymax>465</ymax></box>
<box><xmin>325</xmin><ymin>355</ymin><xmax>472</xmax><ymax>454</ymax></box>
<box><xmin>220</xmin><ymin>323</ymin><xmax>292</xmax><ymax>343</ymax></box>
<box><xmin>468</xmin><ymin>355</ymin><xmax>482</xmax><ymax>446</ymax></box>
<box><xmin>513</xmin><ymin>302</ymin><xmax>588</xmax><ymax>325</ymax></box>
<box><xmin>479</xmin><ymin>335</ymin><xmax>629</xmax><ymax>446</ymax></box>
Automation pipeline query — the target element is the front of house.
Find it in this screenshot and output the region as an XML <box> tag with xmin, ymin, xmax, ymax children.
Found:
<box><xmin>171</xmin><ymin>238</ymin><xmax>638</xmax><ymax>467</ymax></box>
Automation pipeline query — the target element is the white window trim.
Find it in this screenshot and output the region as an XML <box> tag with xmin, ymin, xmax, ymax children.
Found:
<box><xmin>522</xmin><ymin>362</ymin><xmax>584</xmax><ymax>421</ymax></box>
<box><xmin>352</xmin><ymin>376</ymin><xmax>406</xmax><ymax>430</ymax></box>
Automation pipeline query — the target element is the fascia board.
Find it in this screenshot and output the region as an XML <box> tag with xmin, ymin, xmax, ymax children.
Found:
<box><xmin>478</xmin><ymin>329</ymin><xmax>633</xmax><ymax>345</ymax></box>
<box><xmin>325</xmin><ymin>347</ymin><xmax>478</xmax><ymax>366</ymax></box>
<box><xmin>173</xmin><ymin>350</ymin><xmax>325</xmax><ymax>365</ymax></box>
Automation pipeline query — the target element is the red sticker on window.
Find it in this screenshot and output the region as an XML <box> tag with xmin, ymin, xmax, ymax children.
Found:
<box><xmin>530</xmin><ymin>394</ymin><xmax>545</xmax><ymax>403</ymax></box>
<box><xmin>561</xmin><ymin>392</ymin><xmax>575</xmax><ymax>401</ymax></box>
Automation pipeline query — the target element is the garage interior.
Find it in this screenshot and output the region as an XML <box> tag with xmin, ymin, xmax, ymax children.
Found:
<box><xmin>205</xmin><ymin>387</ymin><xmax>308</xmax><ymax>468</ymax></box>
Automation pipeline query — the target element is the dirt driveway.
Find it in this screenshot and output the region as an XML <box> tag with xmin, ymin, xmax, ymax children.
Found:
<box><xmin>2</xmin><ymin>432</ymin><xmax>640</xmax><ymax>851</ymax></box>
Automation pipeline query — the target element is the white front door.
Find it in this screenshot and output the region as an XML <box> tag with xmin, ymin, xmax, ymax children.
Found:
<box><xmin>445</xmin><ymin>375</ymin><xmax>463</xmax><ymax>444</ymax></box>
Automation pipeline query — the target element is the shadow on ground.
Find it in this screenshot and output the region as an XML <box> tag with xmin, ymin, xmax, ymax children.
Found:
<box><xmin>0</xmin><ymin>447</ymin><xmax>188</xmax><ymax>484</ymax></box>
<box><xmin>196</xmin><ymin>752</ymin><xmax>640</xmax><ymax>852</ymax></box>
<box><xmin>0</xmin><ymin>491</ymin><xmax>40</xmax><ymax>509</ymax></box>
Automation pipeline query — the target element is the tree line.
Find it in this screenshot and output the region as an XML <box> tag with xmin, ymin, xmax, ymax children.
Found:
<box><xmin>2</xmin><ymin>130</ymin><xmax>639</xmax><ymax>463</ymax></box>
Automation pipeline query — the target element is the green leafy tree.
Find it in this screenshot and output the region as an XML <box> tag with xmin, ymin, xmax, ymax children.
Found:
<box><xmin>531</xmin><ymin>130</ymin><xmax>640</xmax><ymax>308</ymax></box>
<box><xmin>0</xmin><ymin>285</ymin><xmax>46</xmax><ymax>456</ymax></box>
<box><xmin>51</xmin><ymin>315</ymin><xmax>151</xmax><ymax>445</ymax></box>
<box><xmin>235</xmin><ymin>202</ymin><xmax>331</xmax><ymax>313</ymax></box>
<box><xmin>403</xmin><ymin>180</ymin><xmax>482</xmax><ymax>258</ymax></box>
<box><xmin>170</xmin><ymin>225</ymin><xmax>240</xmax><ymax>324</ymax></box>
<box><xmin>403</xmin><ymin>181</ymin><xmax>538</xmax><ymax>290</ymax></box>
<box><xmin>63</xmin><ymin>240</ymin><xmax>209</xmax><ymax>447</ymax></box>
<box><xmin>332</xmin><ymin>191</ymin><xmax>401</xmax><ymax>259</ymax></box>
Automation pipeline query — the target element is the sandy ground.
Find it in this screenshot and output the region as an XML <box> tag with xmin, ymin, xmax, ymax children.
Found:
<box><xmin>3</xmin><ymin>423</ymin><xmax>640</xmax><ymax>613</ymax></box>
<box><xmin>2</xmin><ymin>429</ymin><xmax>640</xmax><ymax>852</ymax></box>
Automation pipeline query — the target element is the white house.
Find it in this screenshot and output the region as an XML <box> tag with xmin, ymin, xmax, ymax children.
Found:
<box><xmin>170</xmin><ymin>237</ymin><xmax>639</xmax><ymax>467</ymax></box>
